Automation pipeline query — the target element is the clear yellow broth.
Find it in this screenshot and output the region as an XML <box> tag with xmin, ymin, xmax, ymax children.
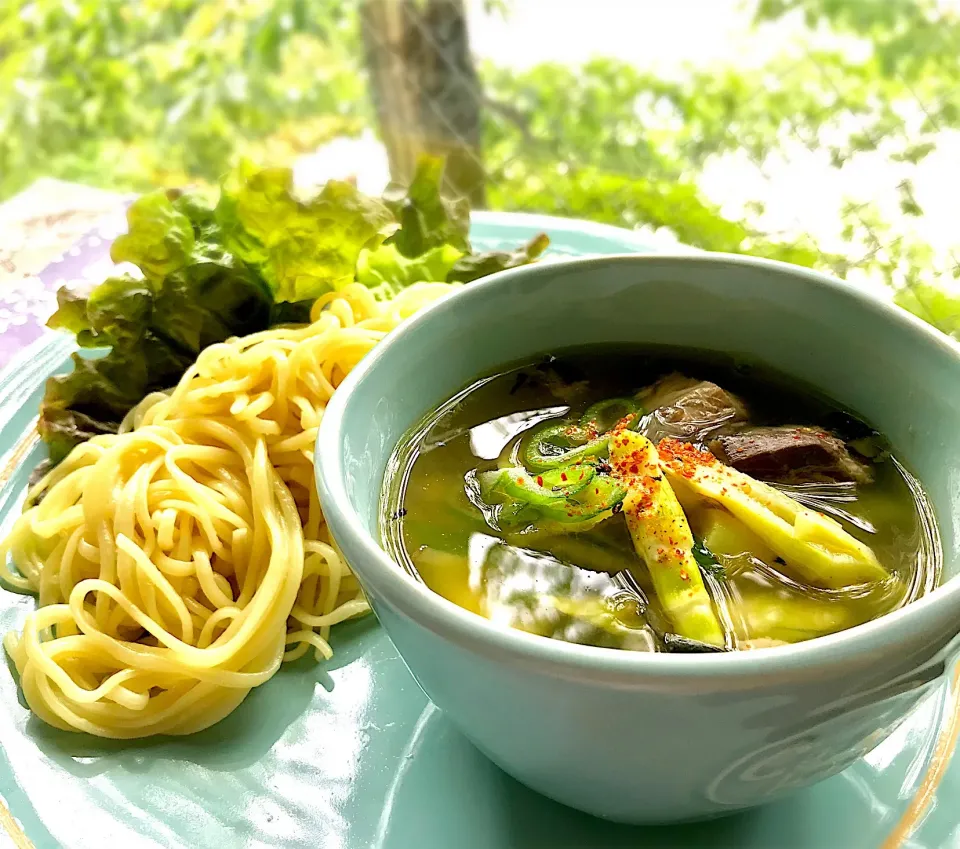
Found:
<box><xmin>381</xmin><ymin>347</ymin><xmax>940</xmax><ymax>653</ymax></box>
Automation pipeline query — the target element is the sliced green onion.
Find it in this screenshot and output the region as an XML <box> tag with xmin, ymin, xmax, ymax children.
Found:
<box><xmin>481</xmin><ymin>464</ymin><xmax>597</xmax><ymax>506</ymax></box>
<box><xmin>539</xmin><ymin>476</ymin><xmax>627</xmax><ymax>525</ymax></box>
<box><xmin>480</xmin><ymin>468</ymin><xmax>561</xmax><ymax>506</ymax></box>
<box><xmin>477</xmin><ymin>464</ymin><xmax>624</xmax><ymax>533</ymax></box>
<box><xmin>531</xmin><ymin>421</ymin><xmax>595</xmax><ymax>450</ymax></box>
<box><xmin>524</xmin><ymin>425</ymin><xmax>608</xmax><ymax>471</ymax></box>
<box><xmin>500</xmin><ymin>470</ymin><xmax>567</xmax><ymax>506</ymax></box>
<box><xmin>495</xmin><ymin>500</ymin><xmax>539</xmax><ymax>529</ymax></box>
<box><xmin>580</xmin><ymin>397</ymin><xmax>641</xmax><ymax>433</ymax></box>
<box><xmin>539</xmin><ymin>464</ymin><xmax>596</xmax><ymax>495</ymax></box>
<box><xmin>524</xmin><ymin>406</ymin><xmax>642</xmax><ymax>471</ymax></box>
<box><xmin>475</xmin><ymin>396</ymin><xmax>646</xmax><ymax>533</ymax></box>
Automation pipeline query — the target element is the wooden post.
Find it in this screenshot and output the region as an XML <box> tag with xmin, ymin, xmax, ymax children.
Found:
<box><xmin>361</xmin><ymin>0</ymin><xmax>485</xmax><ymax>206</ymax></box>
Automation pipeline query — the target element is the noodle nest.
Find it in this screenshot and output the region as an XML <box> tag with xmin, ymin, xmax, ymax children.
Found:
<box><xmin>0</xmin><ymin>282</ymin><xmax>455</xmax><ymax>738</ymax></box>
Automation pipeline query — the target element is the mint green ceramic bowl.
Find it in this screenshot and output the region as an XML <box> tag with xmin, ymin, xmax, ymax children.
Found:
<box><xmin>315</xmin><ymin>254</ymin><xmax>960</xmax><ymax>824</ymax></box>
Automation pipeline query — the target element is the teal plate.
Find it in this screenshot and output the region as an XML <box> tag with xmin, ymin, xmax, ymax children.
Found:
<box><xmin>0</xmin><ymin>214</ymin><xmax>957</xmax><ymax>849</ymax></box>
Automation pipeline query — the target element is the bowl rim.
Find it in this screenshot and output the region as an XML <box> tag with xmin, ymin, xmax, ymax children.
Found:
<box><xmin>316</xmin><ymin>251</ymin><xmax>960</xmax><ymax>680</ymax></box>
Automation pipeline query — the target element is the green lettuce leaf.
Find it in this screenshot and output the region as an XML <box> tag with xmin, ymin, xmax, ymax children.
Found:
<box><xmin>383</xmin><ymin>156</ymin><xmax>471</xmax><ymax>259</ymax></box>
<box><xmin>447</xmin><ymin>232</ymin><xmax>550</xmax><ymax>283</ymax></box>
<box><xmin>356</xmin><ymin>242</ymin><xmax>464</xmax><ymax>298</ymax></box>
<box><xmin>38</xmin><ymin>157</ymin><xmax>552</xmax><ymax>468</ymax></box>
<box><xmin>110</xmin><ymin>191</ymin><xmax>197</xmax><ymax>280</ymax></box>
<box><xmin>41</xmin><ymin>257</ymin><xmax>273</xmax><ymax>462</ymax></box>
<box><xmin>215</xmin><ymin>160</ymin><xmax>397</xmax><ymax>302</ymax></box>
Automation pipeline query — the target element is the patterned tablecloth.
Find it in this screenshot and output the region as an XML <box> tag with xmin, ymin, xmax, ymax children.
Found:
<box><xmin>0</xmin><ymin>180</ymin><xmax>130</xmax><ymax>368</ymax></box>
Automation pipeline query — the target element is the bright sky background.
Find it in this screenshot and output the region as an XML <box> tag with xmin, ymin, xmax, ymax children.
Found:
<box><xmin>469</xmin><ymin>0</ymin><xmax>775</xmax><ymax>73</ymax></box>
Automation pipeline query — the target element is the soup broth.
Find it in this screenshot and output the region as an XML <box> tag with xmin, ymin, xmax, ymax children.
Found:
<box><xmin>381</xmin><ymin>347</ymin><xmax>941</xmax><ymax>653</ymax></box>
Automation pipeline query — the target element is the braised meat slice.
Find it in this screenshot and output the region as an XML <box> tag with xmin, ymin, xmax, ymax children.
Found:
<box><xmin>709</xmin><ymin>426</ymin><xmax>872</xmax><ymax>484</ymax></box>
<box><xmin>639</xmin><ymin>374</ymin><xmax>747</xmax><ymax>443</ymax></box>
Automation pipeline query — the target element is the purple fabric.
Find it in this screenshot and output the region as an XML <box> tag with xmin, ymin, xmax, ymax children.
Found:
<box><xmin>0</xmin><ymin>223</ymin><xmax>124</xmax><ymax>368</ymax></box>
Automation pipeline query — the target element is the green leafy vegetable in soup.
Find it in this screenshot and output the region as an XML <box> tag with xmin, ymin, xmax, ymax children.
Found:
<box><xmin>382</xmin><ymin>347</ymin><xmax>941</xmax><ymax>653</ymax></box>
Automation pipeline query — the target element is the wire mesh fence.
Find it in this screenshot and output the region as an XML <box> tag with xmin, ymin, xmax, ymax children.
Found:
<box><xmin>357</xmin><ymin>0</ymin><xmax>960</xmax><ymax>327</ymax></box>
<box><xmin>2</xmin><ymin>0</ymin><xmax>958</xmax><ymax>330</ymax></box>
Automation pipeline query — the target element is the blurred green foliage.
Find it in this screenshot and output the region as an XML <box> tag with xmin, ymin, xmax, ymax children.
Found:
<box><xmin>2</xmin><ymin>0</ymin><xmax>958</xmax><ymax>332</ymax></box>
<box><xmin>481</xmin><ymin>57</ymin><xmax>842</xmax><ymax>271</ymax></box>
<box><xmin>0</xmin><ymin>0</ymin><xmax>368</xmax><ymax>196</ymax></box>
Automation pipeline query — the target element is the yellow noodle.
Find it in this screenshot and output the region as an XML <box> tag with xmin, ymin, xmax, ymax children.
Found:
<box><xmin>0</xmin><ymin>282</ymin><xmax>459</xmax><ymax>738</ymax></box>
